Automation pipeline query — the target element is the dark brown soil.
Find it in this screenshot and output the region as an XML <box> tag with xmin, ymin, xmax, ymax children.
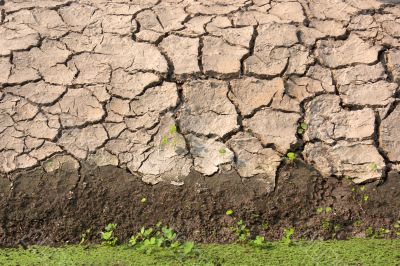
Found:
<box><xmin>0</xmin><ymin>160</ymin><xmax>399</xmax><ymax>247</ymax></box>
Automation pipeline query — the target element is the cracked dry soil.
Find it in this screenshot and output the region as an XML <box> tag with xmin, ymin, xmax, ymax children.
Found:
<box><xmin>0</xmin><ymin>0</ymin><xmax>400</xmax><ymax>246</ymax></box>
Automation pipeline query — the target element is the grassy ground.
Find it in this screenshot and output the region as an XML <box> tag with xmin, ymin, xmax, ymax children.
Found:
<box><xmin>0</xmin><ymin>239</ymin><xmax>399</xmax><ymax>266</ymax></box>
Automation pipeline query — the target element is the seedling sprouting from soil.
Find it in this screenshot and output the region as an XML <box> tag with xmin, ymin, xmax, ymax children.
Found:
<box><xmin>233</xmin><ymin>220</ymin><xmax>250</xmax><ymax>242</ymax></box>
<box><xmin>79</xmin><ymin>228</ymin><xmax>91</xmax><ymax>245</ymax></box>
<box><xmin>129</xmin><ymin>223</ymin><xmax>198</xmax><ymax>260</ymax></box>
<box><xmin>225</xmin><ymin>209</ymin><xmax>234</xmax><ymax>216</ymax></box>
<box><xmin>282</xmin><ymin>228</ymin><xmax>294</xmax><ymax>246</ymax></box>
<box><xmin>285</xmin><ymin>152</ymin><xmax>296</xmax><ymax>162</ymax></box>
<box><xmin>101</xmin><ymin>223</ymin><xmax>118</xmax><ymax>246</ymax></box>
<box><xmin>219</xmin><ymin>147</ymin><xmax>226</xmax><ymax>156</ymax></box>
<box><xmin>161</xmin><ymin>124</ymin><xmax>178</xmax><ymax>147</ymax></box>
<box><xmin>297</xmin><ymin>122</ymin><xmax>308</xmax><ymax>135</ymax></box>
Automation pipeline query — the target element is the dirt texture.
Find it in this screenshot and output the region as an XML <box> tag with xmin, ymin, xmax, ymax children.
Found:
<box><xmin>0</xmin><ymin>162</ymin><xmax>399</xmax><ymax>247</ymax></box>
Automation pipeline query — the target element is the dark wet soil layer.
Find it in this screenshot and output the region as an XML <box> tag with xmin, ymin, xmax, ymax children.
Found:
<box><xmin>0</xmin><ymin>161</ymin><xmax>399</xmax><ymax>247</ymax></box>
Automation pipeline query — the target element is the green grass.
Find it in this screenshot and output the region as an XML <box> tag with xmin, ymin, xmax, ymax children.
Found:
<box><xmin>0</xmin><ymin>239</ymin><xmax>399</xmax><ymax>265</ymax></box>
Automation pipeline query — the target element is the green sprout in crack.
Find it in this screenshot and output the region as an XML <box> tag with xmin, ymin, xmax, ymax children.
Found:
<box><xmin>169</xmin><ymin>125</ymin><xmax>177</xmax><ymax>135</ymax></box>
<box><xmin>285</xmin><ymin>152</ymin><xmax>296</xmax><ymax>162</ymax></box>
<box><xmin>161</xmin><ymin>136</ymin><xmax>168</xmax><ymax>146</ymax></box>
<box><xmin>297</xmin><ymin>122</ymin><xmax>308</xmax><ymax>135</ymax></box>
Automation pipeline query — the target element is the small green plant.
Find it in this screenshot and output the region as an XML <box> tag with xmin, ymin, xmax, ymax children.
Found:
<box><xmin>261</xmin><ymin>222</ymin><xmax>269</xmax><ymax>230</ymax></box>
<box><xmin>250</xmin><ymin>236</ymin><xmax>267</xmax><ymax>249</ymax></box>
<box><xmin>79</xmin><ymin>228</ymin><xmax>91</xmax><ymax>245</ymax></box>
<box><xmin>363</xmin><ymin>195</ymin><xmax>369</xmax><ymax>202</ymax></box>
<box><xmin>225</xmin><ymin>209</ymin><xmax>234</xmax><ymax>216</ymax></box>
<box><xmin>353</xmin><ymin>220</ymin><xmax>362</xmax><ymax>227</ymax></box>
<box><xmin>317</xmin><ymin>207</ymin><xmax>332</xmax><ymax>215</ymax></box>
<box><xmin>169</xmin><ymin>125</ymin><xmax>177</xmax><ymax>134</ymax></box>
<box><xmin>141</xmin><ymin>197</ymin><xmax>147</xmax><ymax>203</ymax></box>
<box><xmin>219</xmin><ymin>147</ymin><xmax>226</xmax><ymax>156</ymax></box>
<box><xmin>282</xmin><ymin>228</ymin><xmax>295</xmax><ymax>246</ymax></box>
<box><xmin>233</xmin><ymin>220</ymin><xmax>250</xmax><ymax>242</ymax></box>
<box><xmin>366</xmin><ymin>227</ymin><xmax>390</xmax><ymax>239</ymax></box>
<box><xmin>322</xmin><ymin>219</ymin><xmax>331</xmax><ymax>231</ymax></box>
<box><xmin>297</xmin><ymin>122</ymin><xmax>308</xmax><ymax>135</ymax></box>
<box><xmin>181</xmin><ymin>241</ymin><xmax>195</xmax><ymax>255</ymax></box>
<box><xmin>161</xmin><ymin>136</ymin><xmax>168</xmax><ymax>146</ymax></box>
<box><xmin>285</xmin><ymin>152</ymin><xmax>296</xmax><ymax>162</ymax></box>
<box><xmin>160</xmin><ymin>124</ymin><xmax>179</xmax><ymax>148</ymax></box>
<box><xmin>101</xmin><ymin>224</ymin><xmax>118</xmax><ymax>246</ymax></box>
<box><xmin>128</xmin><ymin>224</ymin><xmax>198</xmax><ymax>259</ymax></box>
<box><xmin>332</xmin><ymin>224</ymin><xmax>342</xmax><ymax>239</ymax></box>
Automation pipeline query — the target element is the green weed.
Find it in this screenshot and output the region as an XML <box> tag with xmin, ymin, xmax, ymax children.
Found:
<box><xmin>282</xmin><ymin>228</ymin><xmax>294</xmax><ymax>246</ymax></box>
<box><xmin>297</xmin><ymin>122</ymin><xmax>308</xmax><ymax>135</ymax></box>
<box><xmin>101</xmin><ymin>224</ymin><xmax>118</xmax><ymax>246</ymax></box>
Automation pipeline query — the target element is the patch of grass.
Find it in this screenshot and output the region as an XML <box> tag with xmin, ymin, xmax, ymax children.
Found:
<box><xmin>1</xmin><ymin>239</ymin><xmax>399</xmax><ymax>265</ymax></box>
